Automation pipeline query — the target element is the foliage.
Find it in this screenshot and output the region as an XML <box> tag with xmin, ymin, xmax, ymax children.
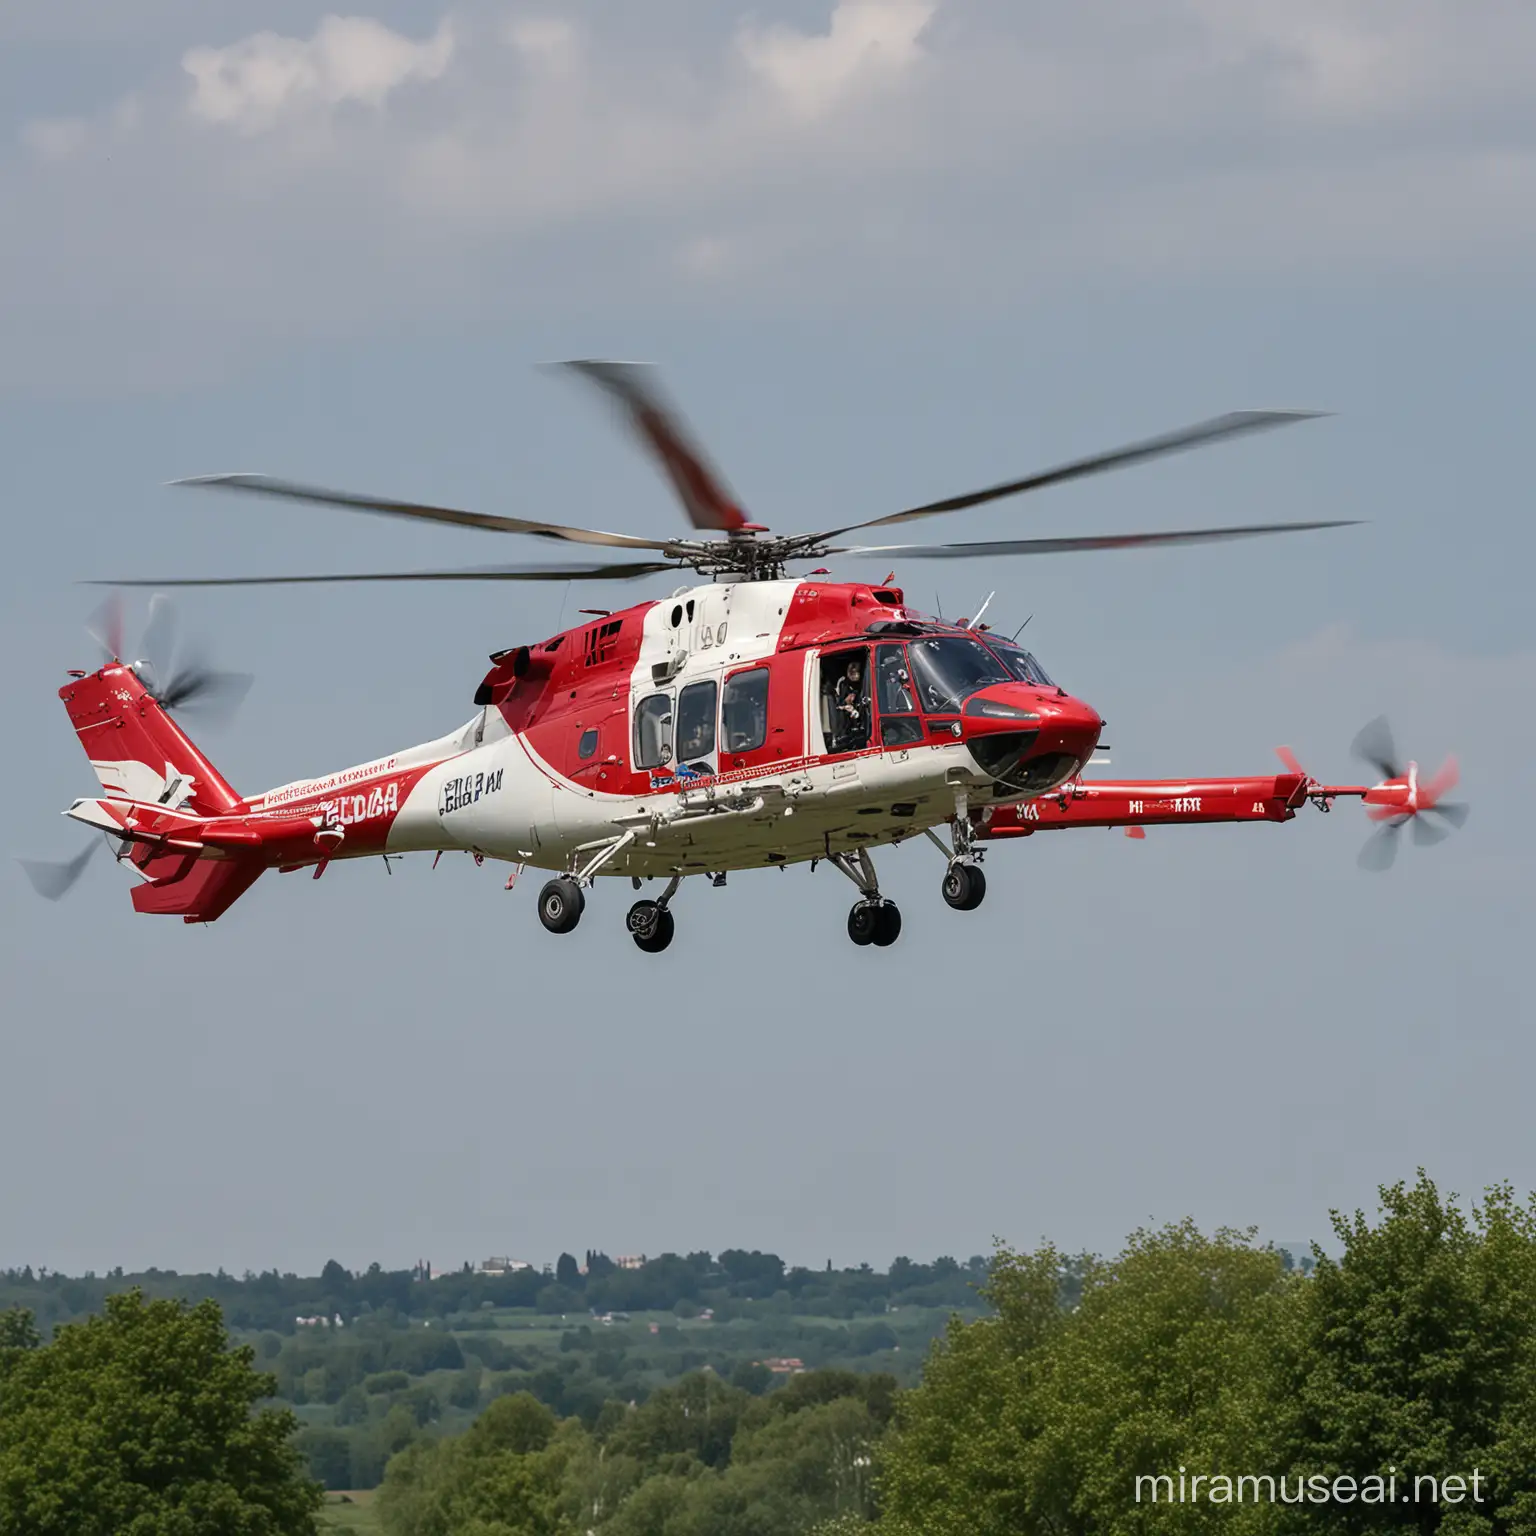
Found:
<box><xmin>0</xmin><ymin>1289</ymin><xmax>321</xmax><ymax>1535</ymax></box>
<box><xmin>874</xmin><ymin>1172</ymin><xmax>1536</xmax><ymax>1536</ymax></box>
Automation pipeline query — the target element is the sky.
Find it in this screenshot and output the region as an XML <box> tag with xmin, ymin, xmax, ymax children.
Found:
<box><xmin>2</xmin><ymin>0</ymin><xmax>1533</xmax><ymax>1279</ymax></box>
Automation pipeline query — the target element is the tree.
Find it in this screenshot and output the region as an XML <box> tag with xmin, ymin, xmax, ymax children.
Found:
<box><xmin>1287</xmin><ymin>1172</ymin><xmax>1536</xmax><ymax>1532</ymax></box>
<box><xmin>556</xmin><ymin>1253</ymin><xmax>582</xmax><ymax>1289</ymax></box>
<box><xmin>0</xmin><ymin>1307</ymin><xmax>41</xmax><ymax>1352</ymax></box>
<box><xmin>0</xmin><ymin>1288</ymin><xmax>321</xmax><ymax>1534</ymax></box>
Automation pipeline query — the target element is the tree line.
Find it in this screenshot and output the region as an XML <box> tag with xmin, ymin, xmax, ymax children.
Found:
<box><xmin>5</xmin><ymin>1172</ymin><xmax>1536</xmax><ymax>1533</ymax></box>
<box><xmin>0</xmin><ymin>1249</ymin><xmax>988</xmax><ymax>1336</ymax></box>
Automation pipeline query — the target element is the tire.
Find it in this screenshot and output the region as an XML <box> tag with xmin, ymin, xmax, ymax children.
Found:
<box><xmin>633</xmin><ymin>907</ymin><xmax>676</xmax><ymax>953</ymax></box>
<box><xmin>847</xmin><ymin>902</ymin><xmax>879</xmax><ymax>946</ymax></box>
<box><xmin>942</xmin><ymin>863</ymin><xmax>987</xmax><ymax>912</ymax></box>
<box><xmin>871</xmin><ymin>902</ymin><xmax>903</xmax><ymax>947</ymax></box>
<box><xmin>538</xmin><ymin>878</ymin><xmax>585</xmax><ymax>934</ymax></box>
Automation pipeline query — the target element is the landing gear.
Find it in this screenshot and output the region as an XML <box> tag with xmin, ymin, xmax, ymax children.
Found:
<box><xmin>830</xmin><ymin>848</ymin><xmax>903</xmax><ymax>947</ymax></box>
<box><xmin>628</xmin><ymin>900</ymin><xmax>676</xmax><ymax>953</ymax></box>
<box><xmin>627</xmin><ymin>873</ymin><xmax>682</xmax><ymax>954</ymax></box>
<box><xmin>537</xmin><ymin>877</ymin><xmax>584</xmax><ymax>934</ymax></box>
<box><xmin>927</xmin><ymin>800</ymin><xmax>988</xmax><ymax>912</ymax></box>
<box><xmin>941</xmin><ymin>862</ymin><xmax>987</xmax><ymax>911</ymax></box>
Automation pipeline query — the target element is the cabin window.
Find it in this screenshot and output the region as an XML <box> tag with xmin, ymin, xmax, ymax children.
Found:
<box><xmin>634</xmin><ymin>692</ymin><xmax>674</xmax><ymax>769</ymax></box>
<box><xmin>676</xmin><ymin>680</ymin><xmax>718</xmax><ymax>766</ymax></box>
<box><xmin>722</xmin><ymin>669</ymin><xmax>769</xmax><ymax>754</ymax></box>
<box><xmin>578</xmin><ymin>727</ymin><xmax>599</xmax><ymax>761</ymax></box>
<box><xmin>819</xmin><ymin>648</ymin><xmax>871</xmax><ymax>754</ymax></box>
<box><xmin>875</xmin><ymin>644</ymin><xmax>924</xmax><ymax>747</ymax></box>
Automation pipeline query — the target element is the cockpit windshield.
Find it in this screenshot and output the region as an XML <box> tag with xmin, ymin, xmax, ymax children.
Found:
<box><xmin>906</xmin><ymin>635</ymin><xmax>1012</xmax><ymax>714</ymax></box>
<box><xmin>987</xmin><ymin>641</ymin><xmax>1055</xmax><ymax>688</ymax></box>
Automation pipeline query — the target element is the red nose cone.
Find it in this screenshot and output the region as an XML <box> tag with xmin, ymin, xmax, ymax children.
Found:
<box><xmin>961</xmin><ymin>685</ymin><xmax>1101</xmax><ymax>794</ymax></box>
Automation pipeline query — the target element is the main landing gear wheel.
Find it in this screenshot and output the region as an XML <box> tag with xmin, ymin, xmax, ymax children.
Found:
<box><xmin>627</xmin><ymin>900</ymin><xmax>676</xmax><ymax>954</ymax></box>
<box><xmin>538</xmin><ymin>878</ymin><xmax>585</xmax><ymax>934</ymax></box>
<box><xmin>942</xmin><ymin>863</ymin><xmax>987</xmax><ymax>912</ymax></box>
<box><xmin>848</xmin><ymin>900</ymin><xmax>902</xmax><ymax>947</ymax></box>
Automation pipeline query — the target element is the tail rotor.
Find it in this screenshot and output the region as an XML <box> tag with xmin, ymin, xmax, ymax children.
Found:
<box><xmin>1350</xmin><ymin>715</ymin><xmax>1468</xmax><ymax>872</ymax></box>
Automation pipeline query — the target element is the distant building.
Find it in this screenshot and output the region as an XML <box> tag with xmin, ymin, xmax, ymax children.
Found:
<box><xmin>762</xmin><ymin>1357</ymin><xmax>805</xmax><ymax>1374</ymax></box>
<box><xmin>615</xmin><ymin>1254</ymin><xmax>647</xmax><ymax>1270</ymax></box>
<box><xmin>478</xmin><ymin>1257</ymin><xmax>533</xmax><ymax>1276</ymax></box>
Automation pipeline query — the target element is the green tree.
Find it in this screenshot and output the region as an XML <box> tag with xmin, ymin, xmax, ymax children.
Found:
<box><xmin>0</xmin><ymin>1288</ymin><xmax>320</xmax><ymax>1535</ymax></box>
<box><xmin>556</xmin><ymin>1253</ymin><xmax>581</xmax><ymax>1290</ymax></box>
<box><xmin>1286</xmin><ymin>1172</ymin><xmax>1536</xmax><ymax>1533</ymax></box>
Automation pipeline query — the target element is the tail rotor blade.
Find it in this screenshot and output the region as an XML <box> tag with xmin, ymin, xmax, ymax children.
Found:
<box><xmin>140</xmin><ymin>592</ymin><xmax>179</xmax><ymax>693</ymax></box>
<box><xmin>1411</xmin><ymin>815</ymin><xmax>1450</xmax><ymax>849</ymax></box>
<box><xmin>159</xmin><ymin>658</ymin><xmax>254</xmax><ymax>724</ymax></box>
<box><xmin>86</xmin><ymin>592</ymin><xmax>125</xmax><ymax>663</ymax></box>
<box><xmin>1275</xmin><ymin>745</ymin><xmax>1308</xmax><ymax>779</ymax></box>
<box><xmin>1352</xmin><ymin>715</ymin><xmax>1401</xmax><ymax>781</ymax></box>
<box><xmin>1426</xmin><ymin>800</ymin><xmax>1469</xmax><ymax>830</ymax></box>
<box><xmin>1419</xmin><ymin>755</ymin><xmax>1460</xmax><ymax>807</ymax></box>
<box><xmin>1358</xmin><ymin>822</ymin><xmax>1402</xmax><ymax>873</ymax></box>
<box><xmin>18</xmin><ymin>840</ymin><xmax>101</xmax><ymax>900</ymax></box>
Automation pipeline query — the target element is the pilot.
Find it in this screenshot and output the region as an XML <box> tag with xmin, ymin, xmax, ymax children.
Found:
<box><xmin>833</xmin><ymin>657</ymin><xmax>868</xmax><ymax>751</ymax></box>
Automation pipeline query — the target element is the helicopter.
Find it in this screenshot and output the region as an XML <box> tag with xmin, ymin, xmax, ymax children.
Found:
<box><xmin>26</xmin><ymin>363</ymin><xmax>1466</xmax><ymax>948</ymax></box>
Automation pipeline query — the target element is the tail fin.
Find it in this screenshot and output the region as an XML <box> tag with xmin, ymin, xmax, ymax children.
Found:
<box><xmin>60</xmin><ymin>664</ymin><xmax>241</xmax><ymax>815</ymax></box>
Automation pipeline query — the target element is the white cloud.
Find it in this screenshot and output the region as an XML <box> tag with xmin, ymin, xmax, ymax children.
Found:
<box><xmin>737</xmin><ymin>0</ymin><xmax>936</xmax><ymax>118</ymax></box>
<box><xmin>182</xmin><ymin>14</ymin><xmax>454</xmax><ymax>134</ymax></box>
<box><xmin>504</xmin><ymin>15</ymin><xmax>581</xmax><ymax>71</ymax></box>
<box><xmin>22</xmin><ymin>117</ymin><xmax>90</xmax><ymax>160</ymax></box>
<box><xmin>5</xmin><ymin>0</ymin><xmax>1536</xmax><ymax>394</ymax></box>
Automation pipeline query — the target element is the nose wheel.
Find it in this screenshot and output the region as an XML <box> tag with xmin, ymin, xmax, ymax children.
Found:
<box><xmin>941</xmin><ymin>862</ymin><xmax>987</xmax><ymax>911</ymax></box>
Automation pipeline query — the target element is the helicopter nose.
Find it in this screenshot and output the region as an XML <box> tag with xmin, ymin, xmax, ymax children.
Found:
<box><xmin>961</xmin><ymin>685</ymin><xmax>1101</xmax><ymax>794</ymax></box>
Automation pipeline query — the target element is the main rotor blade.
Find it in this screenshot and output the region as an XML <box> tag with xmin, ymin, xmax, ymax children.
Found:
<box><xmin>172</xmin><ymin>475</ymin><xmax>677</xmax><ymax>553</ymax></box>
<box><xmin>822</xmin><ymin>518</ymin><xmax>1357</xmax><ymax>563</ymax></box>
<box><xmin>556</xmin><ymin>361</ymin><xmax>755</xmax><ymax>534</ymax></box>
<box><xmin>816</xmin><ymin>409</ymin><xmax>1328</xmax><ymax>540</ymax></box>
<box><xmin>85</xmin><ymin>560</ymin><xmax>678</xmax><ymax>588</ymax></box>
<box><xmin>1351</xmin><ymin>716</ymin><xmax>1401</xmax><ymax>782</ymax></box>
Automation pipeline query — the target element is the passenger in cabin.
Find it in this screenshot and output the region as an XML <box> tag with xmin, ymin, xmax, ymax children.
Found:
<box><xmin>831</xmin><ymin>656</ymin><xmax>870</xmax><ymax>753</ymax></box>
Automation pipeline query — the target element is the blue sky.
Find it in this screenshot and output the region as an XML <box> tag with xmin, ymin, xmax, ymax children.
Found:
<box><xmin>2</xmin><ymin>0</ymin><xmax>1532</xmax><ymax>1277</ymax></box>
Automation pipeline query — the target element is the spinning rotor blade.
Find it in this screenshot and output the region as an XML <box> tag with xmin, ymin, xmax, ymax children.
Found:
<box><xmin>817</xmin><ymin>409</ymin><xmax>1328</xmax><ymax>540</ymax></box>
<box><xmin>1352</xmin><ymin>715</ymin><xmax>1401</xmax><ymax>781</ymax></box>
<box><xmin>88</xmin><ymin>560</ymin><xmax>678</xmax><ymax>588</ymax></box>
<box><xmin>1358</xmin><ymin>821</ymin><xmax>1403</xmax><ymax>873</ymax></box>
<box><xmin>173</xmin><ymin>475</ymin><xmax>676</xmax><ymax>553</ymax></box>
<box><xmin>558</xmin><ymin>361</ymin><xmax>753</xmax><ymax>534</ymax></box>
<box><xmin>1275</xmin><ymin>745</ymin><xmax>1309</xmax><ymax>780</ymax></box>
<box><xmin>86</xmin><ymin>592</ymin><xmax>124</xmax><ymax>662</ymax></box>
<box><xmin>823</xmin><ymin>519</ymin><xmax>1356</xmax><ymax>563</ymax></box>
<box><xmin>18</xmin><ymin>840</ymin><xmax>102</xmax><ymax>900</ymax></box>
<box><xmin>1426</xmin><ymin>800</ymin><xmax>1469</xmax><ymax>830</ymax></box>
<box><xmin>140</xmin><ymin>592</ymin><xmax>177</xmax><ymax>691</ymax></box>
<box><xmin>156</xmin><ymin>655</ymin><xmax>254</xmax><ymax>723</ymax></box>
<box><xmin>1411</xmin><ymin>815</ymin><xmax>1450</xmax><ymax>848</ymax></box>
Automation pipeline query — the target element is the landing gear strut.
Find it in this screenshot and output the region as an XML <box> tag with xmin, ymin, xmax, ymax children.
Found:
<box><xmin>627</xmin><ymin>874</ymin><xmax>681</xmax><ymax>954</ymax></box>
<box><xmin>926</xmin><ymin>803</ymin><xmax>988</xmax><ymax>912</ymax></box>
<box><xmin>829</xmin><ymin>848</ymin><xmax>902</xmax><ymax>948</ymax></box>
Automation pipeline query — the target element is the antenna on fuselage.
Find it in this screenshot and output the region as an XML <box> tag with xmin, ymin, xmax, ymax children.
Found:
<box><xmin>1010</xmin><ymin>614</ymin><xmax>1033</xmax><ymax>642</ymax></box>
<box><xmin>959</xmin><ymin>591</ymin><xmax>995</xmax><ymax>631</ymax></box>
<box><xmin>935</xmin><ymin>592</ymin><xmax>944</xmax><ymax>620</ymax></box>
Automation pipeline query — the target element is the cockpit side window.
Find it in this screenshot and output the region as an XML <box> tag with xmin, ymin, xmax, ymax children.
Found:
<box><xmin>634</xmin><ymin>692</ymin><xmax>674</xmax><ymax>770</ymax></box>
<box><xmin>875</xmin><ymin>644</ymin><xmax>924</xmax><ymax>747</ymax></box>
<box><xmin>988</xmin><ymin>641</ymin><xmax>1055</xmax><ymax>688</ymax></box>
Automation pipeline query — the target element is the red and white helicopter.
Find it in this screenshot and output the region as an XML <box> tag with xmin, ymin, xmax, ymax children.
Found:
<box><xmin>28</xmin><ymin>364</ymin><xmax>1466</xmax><ymax>948</ymax></box>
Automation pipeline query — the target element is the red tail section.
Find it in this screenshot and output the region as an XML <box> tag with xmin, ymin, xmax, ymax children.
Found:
<box><xmin>60</xmin><ymin>665</ymin><xmax>262</xmax><ymax>922</ymax></box>
<box><xmin>60</xmin><ymin>664</ymin><xmax>241</xmax><ymax>815</ymax></box>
